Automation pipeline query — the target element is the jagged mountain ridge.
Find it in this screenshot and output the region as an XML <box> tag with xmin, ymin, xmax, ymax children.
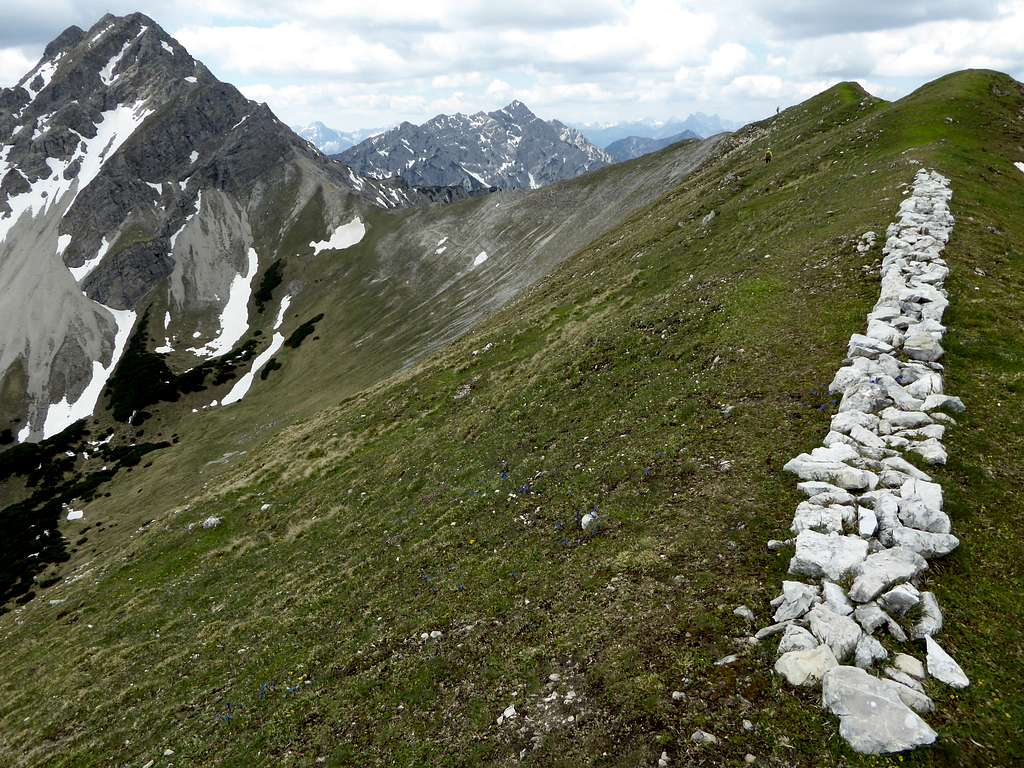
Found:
<box><xmin>337</xmin><ymin>100</ymin><xmax>612</xmax><ymax>191</ymax></box>
<box><xmin>293</xmin><ymin>121</ymin><xmax>380</xmax><ymax>154</ymax></box>
<box><xmin>605</xmin><ymin>129</ymin><xmax>699</xmax><ymax>162</ymax></box>
<box><xmin>0</xmin><ymin>12</ymin><xmax>423</xmax><ymax>443</ymax></box>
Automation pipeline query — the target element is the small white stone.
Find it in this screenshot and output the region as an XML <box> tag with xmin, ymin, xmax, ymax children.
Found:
<box><xmin>925</xmin><ymin>636</ymin><xmax>969</xmax><ymax>688</ymax></box>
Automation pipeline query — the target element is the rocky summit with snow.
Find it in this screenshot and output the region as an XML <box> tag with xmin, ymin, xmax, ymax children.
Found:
<box><xmin>0</xmin><ymin>12</ymin><xmax>421</xmax><ymax>442</ymax></box>
<box><xmin>337</xmin><ymin>100</ymin><xmax>612</xmax><ymax>191</ymax></box>
<box><xmin>1</xmin><ymin>10</ymin><xmax>1023</xmax><ymax>767</ymax></box>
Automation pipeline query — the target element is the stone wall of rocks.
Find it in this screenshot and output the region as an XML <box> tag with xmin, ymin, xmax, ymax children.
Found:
<box><xmin>759</xmin><ymin>169</ymin><xmax>969</xmax><ymax>754</ymax></box>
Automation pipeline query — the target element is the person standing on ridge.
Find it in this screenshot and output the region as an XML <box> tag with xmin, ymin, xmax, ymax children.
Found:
<box><xmin>764</xmin><ymin>148</ymin><xmax>773</xmax><ymax>165</ymax></box>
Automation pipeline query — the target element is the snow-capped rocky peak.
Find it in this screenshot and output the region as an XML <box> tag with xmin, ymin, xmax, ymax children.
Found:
<box><xmin>0</xmin><ymin>12</ymin><xmax>418</xmax><ymax>444</ymax></box>
<box><xmin>339</xmin><ymin>100</ymin><xmax>612</xmax><ymax>192</ymax></box>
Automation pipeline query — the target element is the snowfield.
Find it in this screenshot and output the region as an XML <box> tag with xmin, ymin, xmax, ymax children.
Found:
<box><xmin>188</xmin><ymin>247</ymin><xmax>259</xmax><ymax>358</ymax></box>
<box><xmin>310</xmin><ymin>217</ymin><xmax>366</xmax><ymax>254</ymax></box>
<box><xmin>222</xmin><ymin>295</ymin><xmax>291</xmax><ymax>405</ymax></box>
<box><xmin>41</xmin><ymin>306</ymin><xmax>136</xmax><ymax>439</ymax></box>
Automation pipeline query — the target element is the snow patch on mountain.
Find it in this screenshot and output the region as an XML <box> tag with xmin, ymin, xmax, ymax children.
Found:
<box><xmin>310</xmin><ymin>217</ymin><xmax>365</xmax><ymax>254</ymax></box>
<box><xmin>42</xmin><ymin>305</ymin><xmax>136</xmax><ymax>439</ymax></box>
<box><xmin>170</xmin><ymin>191</ymin><xmax>202</xmax><ymax>250</ymax></box>
<box><xmin>100</xmin><ymin>35</ymin><xmax>135</xmax><ymax>85</ymax></box>
<box><xmin>20</xmin><ymin>53</ymin><xmax>64</xmax><ymax>99</ymax></box>
<box><xmin>69</xmin><ymin>237</ymin><xmax>110</xmax><ymax>282</ymax></box>
<box><xmin>187</xmin><ymin>247</ymin><xmax>259</xmax><ymax>358</ymax></box>
<box><xmin>222</xmin><ymin>294</ymin><xmax>291</xmax><ymax>406</ymax></box>
<box><xmin>473</xmin><ymin>251</ymin><xmax>488</xmax><ymax>267</ymax></box>
<box><xmin>0</xmin><ymin>99</ymin><xmax>154</xmax><ymax>245</ymax></box>
<box><xmin>1015</xmin><ymin>161</ymin><xmax>1024</xmax><ymax>174</ymax></box>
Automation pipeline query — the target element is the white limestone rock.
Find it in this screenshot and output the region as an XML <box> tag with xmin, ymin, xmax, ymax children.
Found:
<box><xmin>903</xmin><ymin>334</ymin><xmax>944</xmax><ymax>362</ymax></box>
<box><xmin>849</xmin><ymin>547</ymin><xmax>928</xmax><ymax>603</ymax></box>
<box><xmin>808</xmin><ymin>604</ymin><xmax>863</xmax><ymax>662</ymax></box>
<box><xmin>777</xmin><ymin>624</ymin><xmax>818</xmax><ymax>655</ymax></box>
<box><xmin>911</xmin><ymin>591</ymin><xmax>943</xmax><ymax>639</ymax></box>
<box><xmin>733</xmin><ymin>605</ymin><xmax>755</xmax><ymax>623</ymax></box>
<box><xmin>830</xmin><ymin>411</ymin><xmax>880</xmax><ymax>435</ymax></box>
<box><xmin>881</xmin><ymin>455</ymin><xmax>932</xmax><ymax>482</ymax></box>
<box><xmin>892</xmin><ymin>653</ymin><xmax>925</xmax><ymax>680</ymax></box>
<box><xmin>889</xmin><ymin>527</ymin><xmax>960</xmax><ymax>558</ymax></box>
<box><xmin>789</xmin><ymin>531</ymin><xmax>869</xmax><ymax>581</ymax></box>
<box><xmin>808</xmin><ymin>489</ymin><xmax>857</xmax><ymax>507</ymax></box>
<box><xmin>921</xmin><ymin>393</ymin><xmax>965</xmax><ymax>414</ymax></box>
<box><xmin>848</xmin><ymin>333</ymin><xmax>894</xmax><ymax>359</ymax></box>
<box><xmin>784</xmin><ymin>455</ymin><xmax>879</xmax><ymax>491</ymax></box>
<box><xmin>791</xmin><ymin>502</ymin><xmax>847</xmax><ymax>535</ymax></box>
<box><xmin>885</xmin><ymin>667</ymin><xmax>925</xmax><ymax>692</ymax></box>
<box><xmin>925</xmin><ymin>636</ymin><xmax>969</xmax><ymax>689</ymax></box>
<box><xmin>797</xmin><ymin>480</ymin><xmax>848</xmax><ymax>497</ymax></box>
<box><xmin>880</xmin><ymin>408</ymin><xmax>933</xmax><ymax>431</ymax></box>
<box><xmin>839</xmin><ymin>383</ymin><xmax>892</xmax><ymax>415</ymax></box>
<box><xmin>775</xmin><ymin>643</ymin><xmax>838</xmax><ymax>687</ymax></box>
<box><xmin>853</xmin><ymin>603</ymin><xmax>891</xmax><ymax>634</ymax></box>
<box><xmin>821</xmin><ymin>666</ymin><xmax>937</xmax><ymax>754</ymax></box>
<box><xmin>882</xmin><ymin>678</ymin><xmax>935</xmax><ymax>714</ymax></box>
<box><xmin>907</xmin><ymin>438</ymin><xmax>948</xmax><ymax>465</ymax></box>
<box><xmin>878</xmin><ymin>583</ymin><xmax>921</xmax><ymax>617</ymax></box>
<box><xmin>900</xmin><ymin>478</ymin><xmax>943</xmax><ymax>511</ymax></box>
<box><xmin>897</xmin><ymin>496</ymin><xmax>951</xmax><ymax>533</ymax></box>
<box><xmin>853</xmin><ymin>634</ymin><xmax>889</xmax><ymax>668</ymax></box>
<box><xmin>822</xmin><ymin>581</ymin><xmax>855</xmax><ymax>616</ymax></box>
<box><xmin>773</xmin><ymin>581</ymin><xmax>820</xmax><ymax>622</ymax></box>
<box><xmin>858</xmin><ymin>506</ymin><xmax>878</xmax><ymax>538</ymax></box>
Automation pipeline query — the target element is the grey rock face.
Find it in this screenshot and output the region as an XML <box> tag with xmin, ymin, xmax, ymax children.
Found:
<box><xmin>338</xmin><ymin>100</ymin><xmax>612</xmax><ymax>192</ymax></box>
<box><xmin>0</xmin><ymin>12</ymin><xmax>415</xmax><ymax>440</ymax></box>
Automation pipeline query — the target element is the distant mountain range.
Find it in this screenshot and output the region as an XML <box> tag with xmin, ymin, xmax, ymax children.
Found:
<box><xmin>605</xmin><ymin>129</ymin><xmax>699</xmax><ymax>162</ymax></box>
<box><xmin>337</xmin><ymin>100</ymin><xmax>612</xmax><ymax>192</ymax></box>
<box><xmin>573</xmin><ymin>113</ymin><xmax>739</xmax><ymax>146</ymax></box>
<box><xmin>292</xmin><ymin>121</ymin><xmax>381</xmax><ymax>154</ymax></box>
<box><xmin>298</xmin><ymin>111</ymin><xmax>739</xmax><ymax>177</ymax></box>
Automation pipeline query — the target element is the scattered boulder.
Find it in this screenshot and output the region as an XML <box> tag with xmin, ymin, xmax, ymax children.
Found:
<box><xmin>911</xmin><ymin>591</ymin><xmax>943</xmax><ymax>639</ymax></box>
<box><xmin>878</xmin><ymin>583</ymin><xmax>921</xmax><ymax>616</ymax></box>
<box><xmin>691</xmin><ymin>729</ymin><xmax>718</xmax><ymax>745</ymax></box>
<box><xmin>789</xmin><ymin>531</ymin><xmax>868</xmax><ymax>581</ymax></box>
<box><xmin>777</xmin><ymin>624</ymin><xmax>818</xmax><ymax>655</ymax></box>
<box><xmin>853</xmin><ymin>634</ymin><xmax>888</xmax><ymax>668</ymax></box>
<box><xmin>848</xmin><ymin>547</ymin><xmax>927</xmax><ymax>603</ymax></box>
<box><xmin>773</xmin><ymin>581</ymin><xmax>820</xmax><ymax>622</ymax></box>
<box><xmin>733</xmin><ymin>605</ymin><xmax>755</xmax><ymax>623</ymax></box>
<box><xmin>775</xmin><ymin>644</ymin><xmax>838</xmax><ymax>686</ymax></box>
<box><xmin>821</xmin><ymin>666</ymin><xmax>937</xmax><ymax>754</ymax></box>
<box><xmin>808</xmin><ymin>605</ymin><xmax>862</xmax><ymax>662</ymax></box>
<box><xmin>892</xmin><ymin>653</ymin><xmax>925</xmax><ymax>680</ymax></box>
<box><xmin>889</xmin><ymin>527</ymin><xmax>959</xmax><ymax>558</ymax></box>
<box><xmin>925</xmin><ymin>636</ymin><xmax>969</xmax><ymax>688</ymax></box>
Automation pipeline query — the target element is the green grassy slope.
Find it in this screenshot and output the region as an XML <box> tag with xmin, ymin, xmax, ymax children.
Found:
<box><xmin>1</xmin><ymin>70</ymin><xmax>1022</xmax><ymax>767</ymax></box>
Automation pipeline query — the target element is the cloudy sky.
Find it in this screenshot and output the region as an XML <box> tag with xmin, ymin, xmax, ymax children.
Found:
<box><xmin>2</xmin><ymin>1</ymin><xmax>1022</xmax><ymax>131</ymax></box>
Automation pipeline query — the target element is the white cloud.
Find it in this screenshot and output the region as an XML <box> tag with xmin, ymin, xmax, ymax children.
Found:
<box><xmin>1</xmin><ymin>1</ymin><xmax>1022</xmax><ymax>131</ymax></box>
<box><xmin>0</xmin><ymin>46</ymin><xmax>37</xmax><ymax>85</ymax></box>
<box><xmin>486</xmin><ymin>78</ymin><xmax>512</xmax><ymax>98</ymax></box>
